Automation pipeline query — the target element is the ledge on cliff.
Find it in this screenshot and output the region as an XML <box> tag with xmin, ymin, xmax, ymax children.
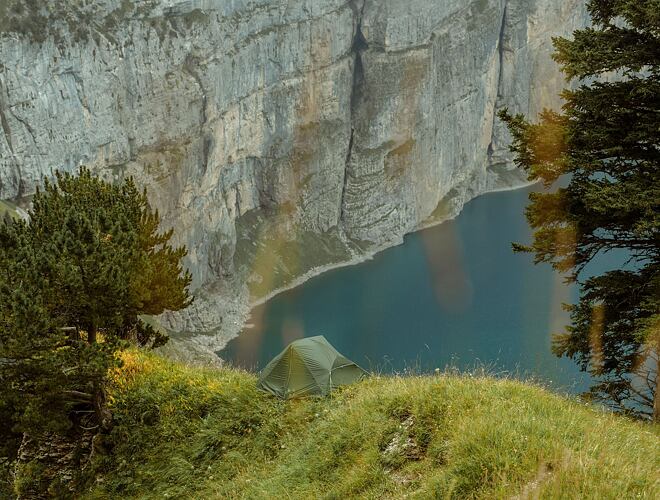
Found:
<box><xmin>44</xmin><ymin>350</ymin><xmax>660</xmax><ymax>499</ymax></box>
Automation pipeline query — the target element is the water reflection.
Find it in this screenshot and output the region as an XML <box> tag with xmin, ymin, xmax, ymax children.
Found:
<box><xmin>421</xmin><ymin>219</ymin><xmax>473</xmax><ymax>313</ymax></box>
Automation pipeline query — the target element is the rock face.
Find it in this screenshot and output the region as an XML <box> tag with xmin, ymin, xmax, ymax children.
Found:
<box><xmin>0</xmin><ymin>0</ymin><xmax>588</xmax><ymax>356</ymax></box>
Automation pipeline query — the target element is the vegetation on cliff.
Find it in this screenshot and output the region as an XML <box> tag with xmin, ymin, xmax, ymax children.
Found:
<box><xmin>75</xmin><ymin>350</ymin><xmax>659</xmax><ymax>499</ymax></box>
<box><xmin>0</xmin><ymin>0</ymin><xmax>210</xmax><ymax>45</ymax></box>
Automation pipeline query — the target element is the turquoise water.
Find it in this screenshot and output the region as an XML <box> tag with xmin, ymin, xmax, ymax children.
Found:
<box><xmin>221</xmin><ymin>184</ymin><xmax>617</xmax><ymax>393</ymax></box>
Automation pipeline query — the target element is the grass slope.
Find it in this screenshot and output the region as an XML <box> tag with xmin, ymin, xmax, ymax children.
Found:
<box><xmin>87</xmin><ymin>351</ymin><xmax>659</xmax><ymax>499</ymax></box>
<box><xmin>0</xmin><ymin>200</ymin><xmax>20</xmax><ymax>220</ymax></box>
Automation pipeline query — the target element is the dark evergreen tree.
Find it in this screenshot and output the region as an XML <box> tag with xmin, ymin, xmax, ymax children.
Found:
<box><xmin>500</xmin><ymin>0</ymin><xmax>659</xmax><ymax>419</ymax></box>
<box><xmin>0</xmin><ymin>167</ymin><xmax>192</xmax><ymax>435</ymax></box>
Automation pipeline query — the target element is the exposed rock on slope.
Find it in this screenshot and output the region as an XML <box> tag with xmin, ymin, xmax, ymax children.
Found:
<box><xmin>0</xmin><ymin>0</ymin><xmax>588</xmax><ymax>356</ymax></box>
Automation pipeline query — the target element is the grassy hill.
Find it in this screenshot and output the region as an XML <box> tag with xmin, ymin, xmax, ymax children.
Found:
<box><xmin>82</xmin><ymin>351</ymin><xmax>658</xmax><ymax>499</ymax></box>
<box><xmin>0</xmin><ymin>200</ymin><xmax>22</xmax><ymax>220</ymax></box>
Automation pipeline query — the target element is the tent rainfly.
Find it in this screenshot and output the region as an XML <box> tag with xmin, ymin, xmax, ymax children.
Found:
<box><xmin>257</xmin><ymin>336</ymin><xmax>367</xmax><ymax>399</ymax></box>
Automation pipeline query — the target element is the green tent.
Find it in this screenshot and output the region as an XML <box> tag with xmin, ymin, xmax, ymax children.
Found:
<box><xmin>257</xmin><ymin>336</ymin><xmax>367</xmax><ymax>399</ymax></box>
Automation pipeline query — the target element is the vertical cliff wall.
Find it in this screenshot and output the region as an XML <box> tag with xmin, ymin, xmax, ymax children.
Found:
<box><xmin>0</xmin><ymin>0</ymin><xmax>588</xmax><ymax>356</ymax></box>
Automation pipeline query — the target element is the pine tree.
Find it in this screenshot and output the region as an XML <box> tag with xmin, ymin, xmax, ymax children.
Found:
<box><xmin>499</xmin><ymin>0</ymin><xmax>659</xmax><ymax>419</ymax></box>
<box><xmin>0</xmin><ymin>167</ymin><xmax>192</xmax><ymax>434</ymax></box>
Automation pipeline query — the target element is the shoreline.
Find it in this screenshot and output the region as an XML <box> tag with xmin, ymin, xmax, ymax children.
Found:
<box><xmin>230</xmin><ymin>178</ymin><xmax>539</xmax><ymax>343</ymax></box>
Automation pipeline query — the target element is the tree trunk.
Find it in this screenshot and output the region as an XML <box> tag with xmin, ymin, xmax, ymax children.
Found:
<box><xmin>93</xmin><ymin>384</ymin><xmax>113</xmax><ymax>431</ymax></box>
<box><xmin>654</xmin><ymin>355</ymin><xmax>659</xmax><ymax>423</ymax></box>
<box><xmin>86</xmin><ymin>324</ymin><xmax>96</xmax><ymax>344</ymax></box>
<box><xmin>84</xmin><ymin>323</ymin><xmax>112</xmax><ymax>429</ymax></box>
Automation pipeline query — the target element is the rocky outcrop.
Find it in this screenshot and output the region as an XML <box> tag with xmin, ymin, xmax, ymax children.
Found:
<box><xmin>0</xmin><ymin>0</ymin><xmax>588</xmax><ymax>358</ymax></box>
<box><xmin>13</xmin><ymin>431</ymin><xmax>94</xmax><ymax>498</ymax></box>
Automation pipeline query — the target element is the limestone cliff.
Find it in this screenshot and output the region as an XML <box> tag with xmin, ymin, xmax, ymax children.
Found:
<box><xmin>0</xmin><ymin>0</ymin><xmax>588</xmax><ymax>358</ymax></box>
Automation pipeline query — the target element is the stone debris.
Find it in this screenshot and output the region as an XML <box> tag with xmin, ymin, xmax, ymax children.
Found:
<box><xmin>382</xmin><ymin>416</ymin><xmax>421</xmax><ymax>463</ymax></box>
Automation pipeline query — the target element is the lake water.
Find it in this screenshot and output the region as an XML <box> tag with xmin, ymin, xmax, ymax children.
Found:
<box><xmin>221</xmin><ymin>184</ymin><xmax>615</xmax><ymax>393</ymax></box>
